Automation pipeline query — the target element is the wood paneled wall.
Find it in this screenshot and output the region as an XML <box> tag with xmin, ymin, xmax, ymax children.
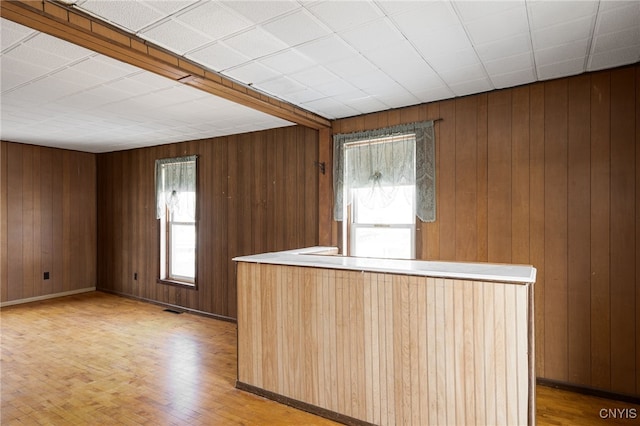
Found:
<box><xmin>96</xmin><ymin>126</ymin><xmax>319</xmax><ymax>319</ymax></box>
<box><xmin>0</xmin><ymin>142</ymin><xmax>97</xmax><ymax>303</ymax></box>
<box><xmin>237</xmin><ymin>262</ymin><xmax>534</xmax><ymax>425</ymax></box>
<box><xmin>332</xmin><ymin>64</ymin><xmax>640</xmax><ymax>397</ymax></box>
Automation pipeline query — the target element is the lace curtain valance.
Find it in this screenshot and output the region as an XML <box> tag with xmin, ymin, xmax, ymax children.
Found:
<box><xmin>333</xmin><ymin>121</ymin><xmax>435</xmax><ymax>222</ymax></box>
<box><xmin>155</xmin><ymin>155</ymin><xmax>197</xmax><ymax>220</ymax></box>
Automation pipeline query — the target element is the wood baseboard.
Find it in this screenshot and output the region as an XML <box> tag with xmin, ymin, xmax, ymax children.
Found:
<box><xmin>96</xmin><ymin>288</ymin><xmax>237</xmax><ymax>323</ymax></box>
<box><xmin>537</xmin><ymin>378</ymin><xmax>640</xmax><ymax>405</ymax></box>
<box><xmin>0</xmin><ymin>287</ymin><xmax>96</xmax><ymax>307</ymax></box>
<box><xmin>236</xmin><ymin>381</ymin><xmax>375</xmax><ymax>426</ymax></box>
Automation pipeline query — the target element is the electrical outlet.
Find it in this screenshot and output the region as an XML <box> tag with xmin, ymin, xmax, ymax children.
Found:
<box><xmin>44</xmin><ymin>272</ymin><xmax>50</xmax><ymax>280</ymax></box>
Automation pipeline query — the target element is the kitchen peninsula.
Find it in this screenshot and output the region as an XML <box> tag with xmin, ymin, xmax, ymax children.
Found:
<box><xmin>234</xmin><ymin>247</ymin><xmax>536</xmax><ymax>426</ymax></box>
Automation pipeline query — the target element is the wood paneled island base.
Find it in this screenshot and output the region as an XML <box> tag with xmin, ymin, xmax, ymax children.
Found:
<box><xmin>235</xmin><ymin>247</ymin><xmax>537</xmax><ymax>425</ymax></box>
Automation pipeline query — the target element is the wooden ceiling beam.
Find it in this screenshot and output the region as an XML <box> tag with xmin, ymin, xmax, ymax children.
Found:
<box><xmin>1</xmin><ymin>0</ymin><xmax>331</xmax><ymax>130</ymax></box>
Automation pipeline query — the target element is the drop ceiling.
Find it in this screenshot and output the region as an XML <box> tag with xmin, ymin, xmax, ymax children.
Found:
<box><xmin>1</xmin><ymin>0</ymin><xmax>639</xmax><ymax>153</ymax></box>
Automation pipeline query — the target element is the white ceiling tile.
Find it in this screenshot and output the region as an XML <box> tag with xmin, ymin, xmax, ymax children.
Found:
<box><xmin>537</xmin><ymin>57</ymin><xmax>586</xmax><ymax>80</ymax></box>
<box><xmin>437</xmin><ymin>62</ymin><xmax>489</xmax><ymax>85</ymax></box>
<box><xmin>535</xmin><ymin>39</ymin><xmax>589</xmax><ymax>65</ymax></box>
<box><xmin>295</xmin><ymin>35</ymin><xmax>357</xmax><ymax>64</ymax></box>
<box><xmin>528</xmin><ymin>0</ymin><xmax>599</xmax><ymax>29</ymax></box>
<box><xmin>223</xmin><ymin>27</ymin><xmax>288</xmax><ymax>59</ymax></box>
<box><xmin>72</xmin><ymin>56</ymin><xmax>139</xmax><ymax>81</ymax></box>
<box><xmin>314</xmin><ymin>79</ymin><xmax>359</xmax><ymax>98</ymax></box>
<box><xmin>27</xmin><ymin>32</ymin><xmax>94</xmax><ymax>61</ymax></box>
<box><xmin>0</xmin><ymin>95</ymin><xmax>33</xmax><ymax>114</ymax></box>
<box><xmin>412</xmin><ymin>86</ymin><xmax>456</xmax><ymax>103</ymax></box>
<box><xmin>2</xmin><ymin>105</ymin><xmax>49</xmax><ymax>121</ymax></box>
<box><xmin>5</xmin><ymin>42</ymin><xmax>73</xmax><ymax>71</ymax></box>
<box><xmin>483</xmin><ymin>52</ymin><xmax>534</xmax><ymax>76</ymax></box>
<box><xmin>174</xmin><ymin>2</ymin><xmax>251</xmax><ymax>40</ymax></box>
<box><xmin>453</xmin><ymin>0</ymin><xmax>523</xmax><ymax>21</ymax></box>
<box><xmin>258</xmin><ymin>49</ymin><xmax>315</xmax><ymax>74</ymax></box>
<box><xmin>79</xmin><ymin>0</ymin><xmax>166</xmax><ymax>32</ymax></box>
<box><xmin>462</xmin><ymin>7</ymin><xmax>529</xmax><ymax>45</ymax></box>
<box><xmin>33</xmin><ymin>105</ymin><xmax>77</xmax><ymax>119</ymax></box>
<box><xmin>350</xmin><ymin>69</ymin><xmax>398</xmax><ymax>92</ymax></box>
<box><xmin>490</xmin><ymin>68</ymin><xmax>537</xmax><ymax>89</ymax></box>
<box><xmin>331</xmin><ymin>88</ymin><xmax>373</xmax><ymax>103</ymax></box>
<box><xmin>307</xmin><ymin>1</ymin><xmax>383</xmax><ymax>32</ymax></box>
<box><xmin>348</xmin><ymin>98</ymin><xmax>391</xmax><ymax>115</ymax></box>
<box><xmin>323</xmin><ymin>55</ymin><xmax>379</xmax><ymax>80</ymax></box>
<box><xmin>600</xmin><ymin>0</ymin><xmax>637</xmax><ymax>11</ymax></box>
<box><xmin>1</xmin><ymin>19</ymin><xmax>37</xmax><ymax>51</ymax></box>
<box><xmin>338</xmin><ymin>18</ymin><xmax>404</xmax><ymax>54</ymax></box>
<box><xmin>302</xmin><ymin>97</ymin><xmax>359</xmax><ymax>119</ymax></box>
<box><xmin>4</xmin><ymin>1</ymin><xmax>640</xmax><ymax>152</ymax></box>
<box><xmin>364</xmin><ymin>41</ymin><xmax>435</xmax><ymax>80</ymax></box>
<box><xmin>532</xmin><ymin>16</ymin><xmax>596</xmax><ymax>50</ymax></box>
<box><xmin>17</xmin><ymin>76</ymin><xmax>86</xmax><ymax>103</ymax></box>
<box><xmin>124</xmin><ymin>70</ymin><xmax>177</xmax><ymax>90</ymax></box>
<box><xmin>258</xmin><ymin>76</ymin><xmax>307</xmax><ymax>96</ymax></box>
<box><xmin>50</xmin><ymin>67</ymin><xmax>105</xmax><ymax>88</ymax></box>
<box><xmin>0</xmin><ymin>17</ymin><xmax>295</xmax><ymax>153</ymax></box>
<box><xmin>289</xmin><ymin>65</ymin><xmax>339</xmax><ymax>87</ymax></box>
<box><xmin>262</xmin><ymin>9</ymin><xmax>330</xmax><ymax>46</ymax></box>
<box><xmin>474</xmin><ymin>33</ymin><xmax>532</xmax><ymax>62</ymax></box>
<box><xmin>411</xmin><ymin>25</ymin><xmax>472</xmax><ymax>57</ymax></box>
<box><xmin>156</xmin><ymin>86</ymin><xmax>210</xmax><ymax>105</ymax></box>
<box><xmin>427</xmin><ymin>48</ymin><xmax>482</xmax><ymax>72</ymax></box>
<box><xmin>588</xmin><ymin>45</ymin><xmax>640</xmax><ymax>71</ymax></box>
<box><xmin>375</xmin><ymin>1</ymin><xmax>424</xmax><ymax>16</ymax></box>
<box><xmin>187</xmin><ymin>42</ymin><xmax>250</xmax><ymax>72</ymax></box>
<box><xmin>0</xmin><ymin>56</ymin><xmax>50</xmax><ymax>90</ymax></box>
<box><xmin>80</xmin><ymin>84</ymin><xmax>132</xmax><ymax>104</ymax></box>
<box><xmin>596</xmin><ymin>1</ymin><xmax>640</xmax><ymax>33</ymax></box>
<box><xmin>332</xmin><ymin>90</ymin><xmax>390</xmax><ymax>114</ymax></box>
<box><xmin>0</xmin><ymin>69</ymin><xmax>31</xmax><ymax>92</ymax></box>
<box><xmin>391</xmin><ymin>1</ymin><xmax>461</xmax><ymax>37</ymax></box>
<box><xmin>145</xmin><ymin>1</ymin><xmax>199</xmax><ymax>16</ymax></box>
<box><xmin>224</xmin><ymin>62</ymin><xmax>280</xmax><ymax>86</ymax></box>
<box><xmin>60</xmin><ymin>91</ymin><xmax>119</xmax><ymax>111</ymax></box>
<box><xmin>221</xmin><ymin>0</ymin><xmax>301</xmax><ymax>24</ymax></box>
<box><xmin>282</xmin><ymin>87</ymin><xmax>325</xmax><ymax>104</ymax></box>
<box><xmin>374</xmin><ymin>88</ymin><xmax>420</xmax><ymax>109</ymax></box>
<box><xmin>140</xmin><ymin>19</ymin><xmax>211</xmax><ymax>55</ymax></box>
<box><xmin>449</xmin><ymin>77</ymin><xmax>494</xmax><ymax>97</ymax></box>
<box><xmin>592</xmin><ymin>26</ymin><xmax>640</xmax><ymax>53</ymax></box>
<box><xmin>404</xmin><ymin>73</ymin><xmax>452</xmax><ymax>92</ymax></box>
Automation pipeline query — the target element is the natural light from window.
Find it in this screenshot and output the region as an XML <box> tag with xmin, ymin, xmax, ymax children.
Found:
<box><xmin>350</xmin><ymin>184</ymin><xmax>415</xmax><ymax>259</ymax></box>
<box><xmin>157</xmin><ymin>155</ymin><xmax>197</xmax><ymax>286</ymax></box>
<box><xmin>168</xmin><ymin>191</ymin><xmax>196</xmax><ymax>280</ymax></box>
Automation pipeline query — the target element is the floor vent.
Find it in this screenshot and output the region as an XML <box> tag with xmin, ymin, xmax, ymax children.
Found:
<box><xmin>163</xmin><ymin>308</ymin><xmax>183</xmax><ymax>314</ymax></box>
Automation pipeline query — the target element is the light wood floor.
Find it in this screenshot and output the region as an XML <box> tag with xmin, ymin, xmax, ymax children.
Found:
<box><xmin>1</xmin><ymin>292</ymin><xmax>638</xmax><ymax>425</ymax></box>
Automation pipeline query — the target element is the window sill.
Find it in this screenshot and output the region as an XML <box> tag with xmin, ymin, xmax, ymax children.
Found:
<box><xmin>157</xmin><ymin>278</ymin><xmax>196</xmax><ymax>289</ymax></box>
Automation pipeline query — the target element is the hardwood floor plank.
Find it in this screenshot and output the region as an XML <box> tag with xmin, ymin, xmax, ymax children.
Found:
<box><xmin>2</xmin><ymin>292</ymin><xmax>638</xmax><ymax>425</ymax></box>
<box><xmin>0</xmin><ymin>292</ymin><xmax>337</xmax><ymax>426</ymax></box>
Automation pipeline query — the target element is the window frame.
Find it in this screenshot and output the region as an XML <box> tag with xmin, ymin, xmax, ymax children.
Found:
<box><xmin>342</xmin><ymin>136</ymin><xmax>418</xmax><ymax>260</ymax></box>
<box><xmin>156</xmin><ymin>157</ymin><xmax>198</xmax><ymax>289</ymax></box>
<box><xmin>347</xmin><ymin>184</ymin><xmax>417</xmax><ymax>260</ymax></box>
<box><xmin>347</xmin><ymin>183</ymin><xmax>417</xmax><ymax>259</ymax></box>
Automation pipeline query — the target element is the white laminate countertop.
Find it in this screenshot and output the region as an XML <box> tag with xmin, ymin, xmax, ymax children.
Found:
<box><xmin>234</xmin><ymin>247</ymin><xmax>537</xmax><ymax>284</ymax></box>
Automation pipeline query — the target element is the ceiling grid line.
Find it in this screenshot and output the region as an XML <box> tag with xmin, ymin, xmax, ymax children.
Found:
<box><xmin>2</xmin><ymin>0</ymin><xmax>639</xmax><ymax>152</ymax></box>
<box><xmin>450</xmin><ymin>1</ymin><xmax>495</xmax><ymax>92</ymax></box>
<box><xmin>524</xmin><ymin>0</ymin><xmax>540</xmax><ymax>82</ymax></box>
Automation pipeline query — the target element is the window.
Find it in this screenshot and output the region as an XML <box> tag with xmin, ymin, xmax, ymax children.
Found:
<box><xmin>155</xmin><ymin>156</ymin><xmax>197</xmax><ymax>286</ymax></box>
<box><xmin>333</xmin><ymin>122</ymin><xmax>435</xmax><ymax>260</ymax></box>
<box><xmin>343</xmin><ymin>135</ymin><xmax>416</xmax><ymax>259</ymax></box>
<box><xmin>350</xmin><ymin>184</ymin><xmax>415</xmax><ymax>259</ymax></box>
